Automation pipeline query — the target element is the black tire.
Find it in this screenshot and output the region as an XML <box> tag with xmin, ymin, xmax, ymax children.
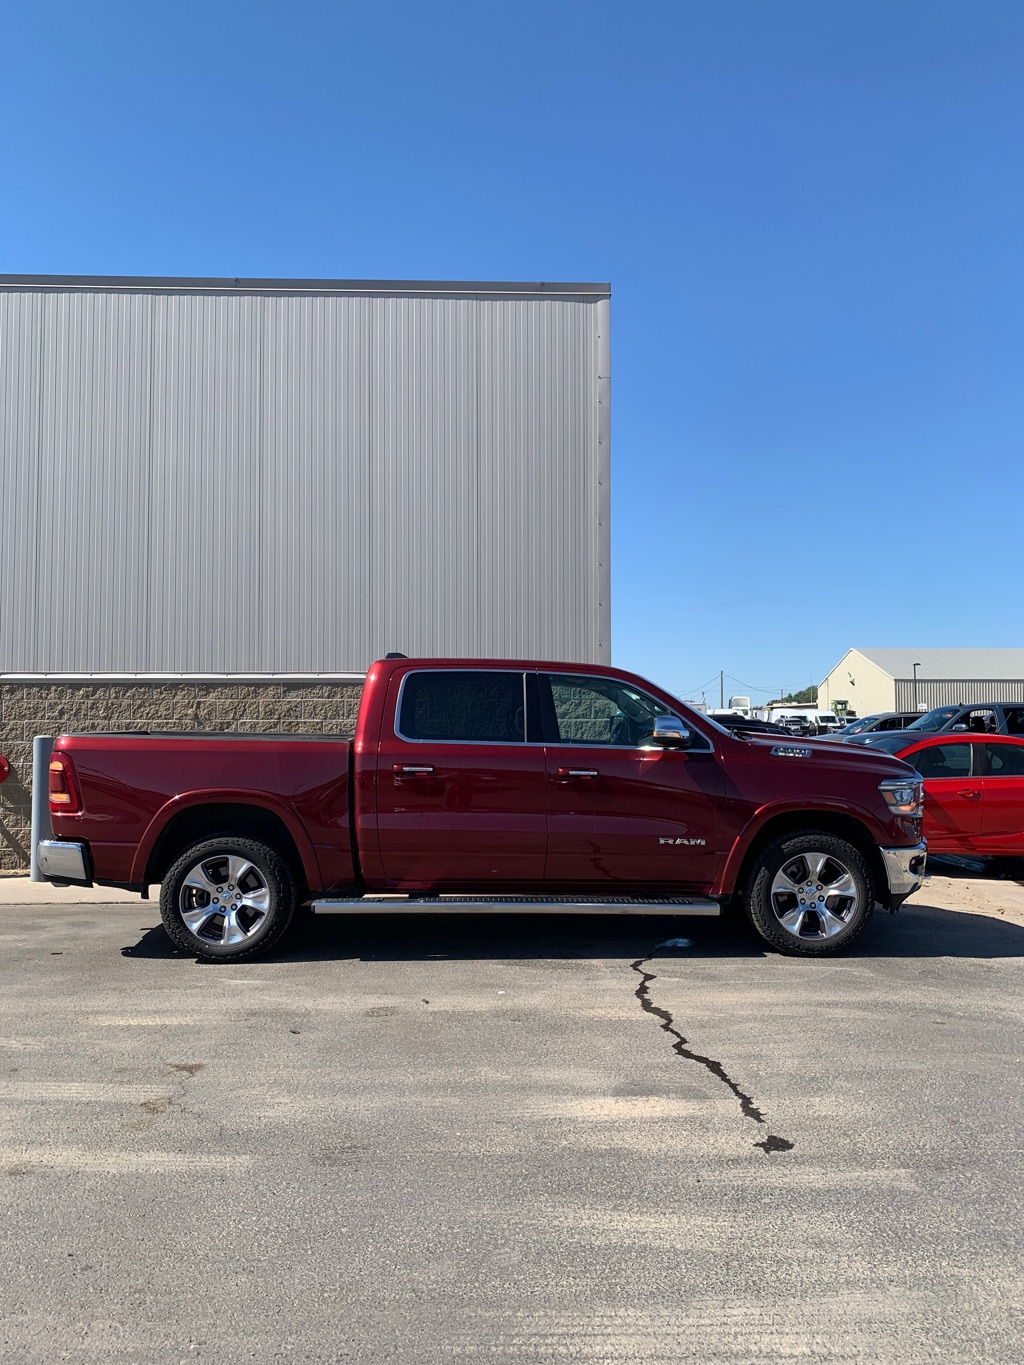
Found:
<box><xmin>988</xmin><ymin>856</ymin><xmax>1024</xmax><ymax>880</ymax></box>
<box><xmin>743</xmin><ymin>831</ymin><xmax>875</xmax><ymax>957</ymax></box>
<box><xmin>159</xmin><ymin>834</ymin><xmax>297</xmax><ymax>962</ymax></box>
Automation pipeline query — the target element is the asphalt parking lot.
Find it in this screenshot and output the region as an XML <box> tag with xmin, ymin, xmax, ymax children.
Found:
<box><xmin>2</xmin><ymin>870</ymin><xmax>1023</xmax><ymax>1363</ymax></box>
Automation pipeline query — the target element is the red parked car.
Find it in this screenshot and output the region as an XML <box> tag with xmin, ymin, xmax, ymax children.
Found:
<box><xmin>882</xmin><ymin>733</ymin><xmax>1024</xmax><ymax>859</ymax></box>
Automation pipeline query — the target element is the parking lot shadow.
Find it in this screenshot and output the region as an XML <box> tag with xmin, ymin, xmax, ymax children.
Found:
<box><xmin>122</xmin><ymin>911</ymin><xmax>764</xmax><ymax>964</ymax></box>
<box><xmin>122</xmin><ymin>899</ymin><xmax>1024</xmax><ymax>964</ymax></box>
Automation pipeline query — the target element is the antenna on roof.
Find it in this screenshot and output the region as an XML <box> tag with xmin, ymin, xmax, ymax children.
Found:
<box><xmin>384</xmin><ymin>651</ymin><xmax>408</xmax><ymax>659</ymax></box>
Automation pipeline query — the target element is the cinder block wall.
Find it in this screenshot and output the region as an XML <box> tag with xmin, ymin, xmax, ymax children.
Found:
<box><xmin>0</xmin><ymin>680</ymin><xmax>365</xmax><ymax>872</ymax></box>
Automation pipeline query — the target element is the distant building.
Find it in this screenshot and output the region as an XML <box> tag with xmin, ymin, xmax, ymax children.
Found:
<box><xmin>819</xmin><ymin>649</ymin><xmax>1024</xmax><ymax>717</ymax></box>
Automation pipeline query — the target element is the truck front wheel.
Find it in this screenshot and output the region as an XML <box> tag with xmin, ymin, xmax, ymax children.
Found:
<box><xmin>160</xmin><ymin>835</ymin><xmax>297</xmax><ymax>962</ymax></box>
<box><xmin>744</xmin><ymin>832</ymin><xmax>875</xmax><ymax>956</ymax></box>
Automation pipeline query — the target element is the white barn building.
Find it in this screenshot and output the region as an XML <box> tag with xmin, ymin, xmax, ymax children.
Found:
<box><xmin>819</xmin><ymin>648</ymin><xmax>1024</xmax><ymax>718</ymax></box>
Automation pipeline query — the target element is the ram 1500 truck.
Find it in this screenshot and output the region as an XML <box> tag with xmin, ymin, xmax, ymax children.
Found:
<box><xmin>37</xmin><ymin>657</ymin><xmax>927</xmax><ymax>960</ymax></box>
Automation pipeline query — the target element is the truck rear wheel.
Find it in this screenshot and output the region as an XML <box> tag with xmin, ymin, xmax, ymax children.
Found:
<box><xmin>160</xmin><ymin>835</ymin><xmax>297</xmax><ymax>962</ymax></box>
<box><xmin>744</xmin><ymin>831</ymin><xmax>875</xmax><ymax>956</ymax></box>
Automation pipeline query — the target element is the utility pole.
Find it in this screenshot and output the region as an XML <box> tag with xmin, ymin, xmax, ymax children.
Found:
<box><xmin>720</xmin><ymin>671</ymin><xmax>724</xmax><ymax>708</ymax></box>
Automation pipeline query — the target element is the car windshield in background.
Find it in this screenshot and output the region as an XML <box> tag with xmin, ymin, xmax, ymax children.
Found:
<box><xmin>840</xmin><ymin>717</ymin><xmax>876</xmax><ymax>734</ymax></box>
<box><xmin>700</xmin><ymin>711</ymin><xmax>739</xmax><ymax>738</ymax></box>
<box><xmin>907</xmin><ymin>707</ymin><xmax>960</xmax><ymax>730</ymax></box>
<box><xmin>858</xmin><ymin>733</ymin><xmax>919</xmax><ymax>755</ymax></box>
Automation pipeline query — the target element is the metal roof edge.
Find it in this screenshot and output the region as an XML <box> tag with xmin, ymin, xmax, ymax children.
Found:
<box><xmin>819</xmin><ymin>647</ymin><xmax>860</xmax><ymax>683</ymax></box>
<box><xmin>0</xmin><ymin>672</ymin><xmax>367</xmax><ymax>683</ymax></box>
<box><xmin>0</xmin><ymin>274</ymin><xmax>611</xmax><ymax>298</ymax></box>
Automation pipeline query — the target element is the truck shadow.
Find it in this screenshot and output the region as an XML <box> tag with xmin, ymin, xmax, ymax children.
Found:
<box><xmin>123</xmin><ymin>899</ymin><xmax>1024</xmax><ymax>963</ymax></box>
<box><xmin>283</xmin><ymin>901</ymin><xmax>1024</xmax><ymax>963</ymax></box>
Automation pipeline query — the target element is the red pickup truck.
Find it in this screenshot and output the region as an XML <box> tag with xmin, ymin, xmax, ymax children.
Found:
<box><xmin>37</xmin><ymin>657</ymin><xmax>927</xmax><ymax>960</ymax></box>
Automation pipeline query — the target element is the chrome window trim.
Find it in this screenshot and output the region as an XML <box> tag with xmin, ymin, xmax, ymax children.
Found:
<box><xmin>391</xmin><ymin>668</ymin><xmax>716</xmax><ymax>754</ymax></box>
<box><xmin>544</xmin><ymin>672</ymin><xmax>715</xmax><ymax>754</ymax></box>
<box><xmin>394</xmin><ymin>669</ymin><xmax>531</xmax><ymax>746</ymax></box>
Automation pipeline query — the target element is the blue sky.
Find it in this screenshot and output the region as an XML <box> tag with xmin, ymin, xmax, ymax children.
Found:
<box><xmin>3</xmin><ymin>1</ymin><xmax>1022</xmax><ymax>704</ymax></box>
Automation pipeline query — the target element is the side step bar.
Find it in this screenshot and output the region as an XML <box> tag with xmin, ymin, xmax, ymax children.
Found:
<box><xmin>310</xmin><ymin>894</ymin><xmax>722</xmax><ymax>917</ymax></box>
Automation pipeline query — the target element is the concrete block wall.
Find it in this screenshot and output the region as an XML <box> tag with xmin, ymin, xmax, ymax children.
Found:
<box><xmin>0</xmin><ymin>680</ymin><xmax>364</xmax><ymax>872</ymax></box>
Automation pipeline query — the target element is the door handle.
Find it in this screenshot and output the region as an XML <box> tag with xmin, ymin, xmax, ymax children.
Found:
<box><xmin>393</xmin><ymin>764</ymin><xmax>435</xmax><ymax>778</ymax></box>
<box><xmin>556</xmin><ymin>767</ymin><xmax>599</xmax><ymax>782</ymax></box>
<box><xmin>957</xmin><ymin>789</ymin><xmax>981</xmax><ymax>800</ymax></box>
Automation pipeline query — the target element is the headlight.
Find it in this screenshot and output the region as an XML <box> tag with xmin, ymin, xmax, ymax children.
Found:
<box><xmin>879</xmin><ymin>777</ymin><xmax>924</xmax><ymax>817</ymax></box>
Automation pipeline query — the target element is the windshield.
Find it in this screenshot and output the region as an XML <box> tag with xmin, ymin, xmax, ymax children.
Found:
<box><xmin>840</xmin><ymin>716</ymin><xmax>877</xmax><ymax>734</ymax></box>
<box><xmin>856</xmin><ymin>732</ymin><xmax>914</xmax><ymax>755</ymax></box>
<box><xmin>907</xmin><ymin>706</ymin><xmax>960</xmax><ymax>731</ymax></box>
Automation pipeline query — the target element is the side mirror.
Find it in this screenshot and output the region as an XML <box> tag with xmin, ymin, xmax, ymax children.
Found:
<box><xmin>647</xmin><ymin>715</ymin><xmax>692</xmax><ymax>749</ymax></box>
<box><xmin>951</xmin><ymin>724</ymin><xmax>968</xmax><ymax>732</ymax></box>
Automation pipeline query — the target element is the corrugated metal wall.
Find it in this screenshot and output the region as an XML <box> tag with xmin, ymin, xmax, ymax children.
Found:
<box><xmin>894</xmin><ymin>679</ymin><xmax>1024</xmax><ymax>709</ymax></box>
<box><xmin>0</xmin><ymin>278</ymin><xmax>610</xmax><ymax>673</ymax></box>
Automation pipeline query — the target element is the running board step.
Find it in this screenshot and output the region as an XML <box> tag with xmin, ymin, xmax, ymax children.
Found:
<box><xmin>310</xmin><ymin>895</ymin><xmax>721</xmax><ymax>917</ymax></box>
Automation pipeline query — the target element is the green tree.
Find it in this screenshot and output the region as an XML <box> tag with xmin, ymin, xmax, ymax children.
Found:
<box><xmin>768</xmin><ymin>685</ymin><xmax>818</xmax><ymax>706</ymax></box>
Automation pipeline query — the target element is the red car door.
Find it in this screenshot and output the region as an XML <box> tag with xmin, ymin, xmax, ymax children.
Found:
<box><xmin>979</xmin><ymin>739</ymin><xmax>1024</xmax><ymax>856</ymax></box>
<box><xmin>540</xmin><ymin>671</ymin><xmax>725</xmax><ymax>890</ymax></box>
<box><xmin>901</xmin><ymin>738</ymin><xmax>984</xmax><ymax>853</ymax></box>
<box><xmin>374</xmin><ymin>667</ymin><xmax>548</xmax><ymax>888</ymax></box>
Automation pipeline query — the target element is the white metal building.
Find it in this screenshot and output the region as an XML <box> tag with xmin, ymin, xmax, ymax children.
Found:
<box><xmin>0</xmin><ymin>275</ymin><xmax>610</xmax><ymax>673</ymax></box>
<box><xmin>819</xmin><ymin>648</ymin><xmax>1024</xmax><ymax>717</ymax></box>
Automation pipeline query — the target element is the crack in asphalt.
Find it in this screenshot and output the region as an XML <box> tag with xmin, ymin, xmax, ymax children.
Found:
<box><xmin>631</xmin><ymin>956</ymin><xmax>794</xmax><ymax>1155</ymax></box>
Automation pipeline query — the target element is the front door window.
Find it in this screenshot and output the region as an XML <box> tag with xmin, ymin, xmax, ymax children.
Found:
<box><xmin>909</xmin><ymin>743</ymin><xmax>973</xmax><ymax>779</ymax></box>
<box><xmin>548</xmin><ymin>674</ymin><xmax>690</xmax><ymax>749</ymax></box>
<box><xmin>961</xmin><ymin>709</ymin><xmax>998</xmax><ymax>734</ymax></box>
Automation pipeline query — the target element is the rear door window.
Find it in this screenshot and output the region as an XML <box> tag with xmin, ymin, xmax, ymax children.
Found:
<box><xmin>907</xmin><ymin>743</ymin><xmax>974</xmax><ymax>779</ymax></box>
<box><xmin>983</xmin><ymin>743</ymin><xmax>1024</xmax><ymax>777</ymax></box>
<box><xmin>1003</xmin><ymin>708</ymin><xmax>1024</xmax><ymax>736</ymax></box>
<box><xmin>397</xmin><ymin>670</ymin><xmax>525</xmax><ymax>743</ymax></box>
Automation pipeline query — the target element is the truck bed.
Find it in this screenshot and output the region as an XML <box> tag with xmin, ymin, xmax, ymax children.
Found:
<box><xmin>49</xmin><ymin>731</ymin><xmax>356</xmax><ymax>891</ymax></box>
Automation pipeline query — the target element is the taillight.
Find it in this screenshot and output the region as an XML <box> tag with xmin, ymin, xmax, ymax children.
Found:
<box><xmin>48</xmin><ymin>753</ymin><xmax>82</xmax><ymax>814</ymax></box>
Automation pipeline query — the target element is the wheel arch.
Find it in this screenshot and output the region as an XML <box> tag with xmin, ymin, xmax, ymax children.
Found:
<box><xmin>138</xmin><ymin>800</ymin><xmax>314</xmax><ymax>895</ymax></box>
<box><xmin>723</xmin><ymin>810</ymin><xmax>890</xmax><ymax>909</ymax></box>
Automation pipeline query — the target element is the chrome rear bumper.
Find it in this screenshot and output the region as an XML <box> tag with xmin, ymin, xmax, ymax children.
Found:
<box><xmin>35</xmin><ymin>839</ymin><xmax>92</xmax><ymax>886</ymax></box>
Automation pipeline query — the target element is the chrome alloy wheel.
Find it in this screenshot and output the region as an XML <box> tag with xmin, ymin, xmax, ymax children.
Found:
<box><xmin>178</xmin><ymin>853</ymin><xmax>271</xmax><ymax>946</ymax></box>
<box><xmin>769</xmin><ymin>850</ymin><xmax>862</xmax><ymax>941</ymax></box>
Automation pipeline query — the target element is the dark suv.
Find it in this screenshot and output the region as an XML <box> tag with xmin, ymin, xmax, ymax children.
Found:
<box><xmin>847</xmin><ymin>703</ymin><xmax>1024</xmax><ymax>747</ymax></box>
<box><xmin>835</xmin><ymin>712</ymin><xmax>920</xmax><ymax>738</ymax></box>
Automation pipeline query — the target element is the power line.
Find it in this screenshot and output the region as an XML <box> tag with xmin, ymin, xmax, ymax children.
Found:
<box><xmin>673</xmin><ymin>671</ymin><xmax>821</xmax><ymax>705</ymax></box>
<box><xmin>725</xmin><ymin>673</ymin><xmax>789</xmax><ymax>695</ymax></box>
<box><xmin>725</xmin><ymin>673</ymin><xmax>817</xmax><ymax>698</ymax></box>
<box><xmin>677</xmin><ymin>673</ymin><xmax>721</xmax><ymax>698</ymax></box>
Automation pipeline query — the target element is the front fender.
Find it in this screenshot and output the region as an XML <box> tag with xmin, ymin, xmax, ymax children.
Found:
<box><xmin>711</xmin><ymin>797</ymin><xmax>891</xmax><ymax>898</ymax></box>
<box><xmin>130</xmin><ymin>788</ymin><xmax>322</xmax><ymax>888</ymax></box>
